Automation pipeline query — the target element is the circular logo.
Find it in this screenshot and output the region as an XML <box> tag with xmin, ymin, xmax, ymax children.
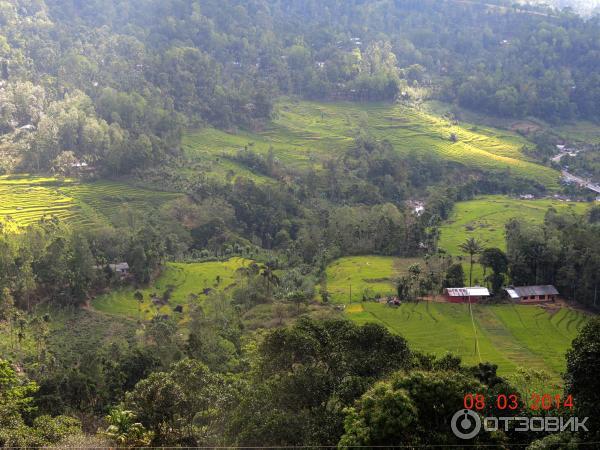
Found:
<box><xmin>451</xmin><ymin>409</ymin><xmax>481</xmax><ymax>440</ymax></box>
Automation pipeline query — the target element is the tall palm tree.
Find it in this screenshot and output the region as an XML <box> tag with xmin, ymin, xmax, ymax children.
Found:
<box><xmin>260</xmin><ymin>265</ymin><xmax>279</xmax><ymax>298</ymax></box>
<box><xmin>408</xmin><ymin>263</ymin><xmax>422</xmax><ymax>301</ymax></box>
<box><xmin>459</xmin><ymin>237</ymin><xmax>484</xmax><ymax>287</ymax></box>
<box><xmin>459</xmin><ymin>237</ymin><xmax>484</xmax><ymax>364</ymax></box>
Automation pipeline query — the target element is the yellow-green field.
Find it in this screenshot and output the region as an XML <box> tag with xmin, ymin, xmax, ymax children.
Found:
<box><xmin>0</xmin><ymin>175</ymin><xmax>181</xmax><ymax>231</ymax></box>
<box><xmin>92</xmin><ymin>257</ymin><xmax>252</xmax><ymax>320</ymax></box>
<box><xmin>0</xmin><ymin>176</ymin><xmax>78</xmax><ymax>231</ymax></box>
<box><xmin>61</xmin><ymin>181</ymin><xmax>182</xmax><ymax>226</ymax></box>
<box><xmin>347</xmin><ymin>302</ymin><xmax>588</xmax><ymax>377</ymax></box>
<box><xmin>325</xmin><ymin>255</ymin><xmax>422</xmax><ymax>303</ymax></box>
<box><xmin>438</xmin><ymin>195</ymin><xmax>590</xmax><ymax>255</ymax></box>
<box><xmin>184</xmin><ymin>100</ymin><xmax>560</xmax><ymax>188</ymax></box>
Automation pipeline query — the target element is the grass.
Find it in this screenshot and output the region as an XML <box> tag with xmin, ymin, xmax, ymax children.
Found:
<box><xmin>0</xmin><ymin>305</ymin><xmax>136</xmax><ymax>369</ymax></box>
<box><xmin>346</xmin><ymin>301</ymin><xmax>588</xmax><ymax>378</ymax></box>
<box><xmin>325</xmin><ymin>255</ymin><xmax>590</xmax><ymax>378</ymax></box>
<box><xmin>0</xmin><ymin>175</ymin><xmax>181</xmax><ymax>231</ymax></box>
<box><xmin>438</xmin><ymin>195</ymin><xmax>590</xmax><ymax>255</ymax></box>
<box><xmin>184</xmin><ymin>100</ymin><xmax>560</xmax><ymax>188</ymax></box>
<box><xmin>182</xmin><ymin>129</ymin><xmax>278</xmax><ymax>184</ymax></box>
<box><xmin>425</xmin><ymin>99</ymin><xmax>600</xmax><ymax>146</ymax></box>
<box><xmin>325</xmin><ymin>255</ymin><xmax>422</xmax><ymax>303</ymax></box>
<box><xmin>92</xmin><ymin>257</ymin><xmax>253</xmax><ymax>320</ymax></box>
<box><xmin>44</xmin><ymin>306</ymin><xmax>137</xmax><ymax>369</ymax></box>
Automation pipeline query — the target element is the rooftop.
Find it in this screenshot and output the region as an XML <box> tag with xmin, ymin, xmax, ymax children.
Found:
<box><xmin>505</xmin><ymin>285</ymin><xmax>559</xmax><ymax>298</ymax></box>
<box><xmin>445</xmin><ymin>287</ymin><xmax>490</xmax><ymax>297</ymax></box>
<box><xmin>111</xmin><ymin>262</ymin><xmax>129</xmax><ymax>270</ymax></box>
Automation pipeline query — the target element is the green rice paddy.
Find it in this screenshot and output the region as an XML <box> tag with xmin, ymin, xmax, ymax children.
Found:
<box><xmin>0</xmin><ymin>176</ymin><xmax>78</xmax><ymax>231</ymax></box>
<box><xmin>185</xmin><ymin>100</ymin><xmax>560</xmax><ymax>188</ymax></box>
<box><xmin>325</xmin><ymin>255</ymin><xmax>422</xmax><ymax>303</ymax></box>
<box><xmin>347</xmin><ymin>302</ymin><xmax>588</xmax><ymax>377</ymax></box>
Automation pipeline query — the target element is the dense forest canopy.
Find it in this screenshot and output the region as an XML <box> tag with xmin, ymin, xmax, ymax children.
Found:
<box><xmin>2</xmin><ymin>0</ymin><xmax>600</xmax><ymax>175</ymax></box>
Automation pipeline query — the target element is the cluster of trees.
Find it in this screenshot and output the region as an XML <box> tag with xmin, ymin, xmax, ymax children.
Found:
<box><xmin>506</xmin><ymin>206</ymin><xmax>600</xmax><ymax>308</ymax></box>
<box><xmin>398</xmin><ymin>203</ymin><xmax>600</xmax><ymax>307</ymax></box>
<box><xmin>402</xmin><ymin>205</ymin><xmax>600</xmax><ymax>306</ymax></box>
<box><xmin>158</xmin><ymin>132</ymin><xmax>540</xmax><ymax>270</ymax></box>
<box><xmin>0</xmin><ymin>217</ymin><xmax>175</xmax><ymax>311</ymax></box>
<box><xmin>0</xmin><ymin>219</ymin><xmax>97</xmax><ymax>309</ymax></box>
<box><xmin>4</xmin><ymin>316</ymin><xmax>600</xmax><ymax>447</ymax></box>
<box><xmin>0</xmin><ymin>359</ymin><xmax>86</xmax><ymax>448</ymax></box>
<box><xmin>0</xmin><ymin>84</ymin><xmax>181</xmax><ymax>175</ymax></box>
<box><xmin>390</xmin><ymin>241</ymin><xmax>509</xmax><ymax>302</ymax></box>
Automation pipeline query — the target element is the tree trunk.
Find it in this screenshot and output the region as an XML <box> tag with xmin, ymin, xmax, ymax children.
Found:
<box><xmin>469</xmin><ymin>254</ymin><xmax>473</xmax><ymax>287</ymax></box>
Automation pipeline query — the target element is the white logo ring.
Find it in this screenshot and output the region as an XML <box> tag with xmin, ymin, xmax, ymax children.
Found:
<box><xmin>451</xmin><ymin>409</ymin><xmax>481</xmax><ymax>440</ymax></box>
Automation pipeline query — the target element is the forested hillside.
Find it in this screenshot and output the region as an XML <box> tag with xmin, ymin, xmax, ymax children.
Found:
<box><xmin>2</xmin><ymin>0</ymin><xmax>600</xmax><ymax>175</ymax></box>
<box><xmin>2</xmin><ymin>1</ymin><xmax>600</xmax><ymax>448</ymax></box>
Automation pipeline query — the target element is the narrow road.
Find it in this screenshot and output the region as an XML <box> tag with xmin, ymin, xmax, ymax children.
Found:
<box><xmin>562</xmin><ymin>170</ymin><xmax>600</xmax><ymax>194</ymax></box>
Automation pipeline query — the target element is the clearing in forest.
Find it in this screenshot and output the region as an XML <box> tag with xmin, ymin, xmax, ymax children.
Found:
<box><xmin>92</xmin><ymin>257</ymin><xmax>253</xmax><ymax>320</ymax></box>
<box><xmin>325</xmin><ymin>255</ymin><xmax>422</xmax><ymax>303</ymax></box>
<box><xmin>438</xmin><ymin>195</ymin><xmax>590</xmax><ymax>255</ymax></box>
<box><xmin>325</xmin><ymin>255</ymin><xmax>590</xmax><ymax>378</ymax></box>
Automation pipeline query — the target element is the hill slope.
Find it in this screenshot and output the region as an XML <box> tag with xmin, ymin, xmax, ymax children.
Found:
<box><xmin>185</xmin><ymin>101</ymin><xmax>560</xmax><ymax>188</ymax></box>
<box><xmin>438</xmin><ymin>195</ymin><xmax>590</xmax><ymax>255</ymax></box>
<box><xmin>0</xmin><ymin>175</ymin><xmax>182</xmax><ymax>231</ymax></box>
<box><xmin>325</xmin><ymin>254</ymin><xmax>590</xmax><ymax>378</ymax></box>
<box><xmin>92</xmin><ymin>258</ymin><xmax>252</xmax><ymax>320</ymax></box>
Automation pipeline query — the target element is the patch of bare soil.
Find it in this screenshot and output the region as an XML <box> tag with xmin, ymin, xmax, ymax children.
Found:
<box><xmin>510</xmin><ymin>120</ymin><xmax>542</xmax><ymax>135</ymax></box>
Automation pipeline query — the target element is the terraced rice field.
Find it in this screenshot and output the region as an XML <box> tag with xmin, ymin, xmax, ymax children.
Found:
<box><xmin>347</xmin><ymin>301</ymin><xmax>588</xmax><ymax>378</ymax></box>
<box><xmin>92</xmin><ymin>257</ymin><xmax>253</xmax><ymax>320</ymax></box>
<box><xmin>0</xmin><ymin>175</ymin><xmax>181</xmax><ymax>231</ymax></box>
<box><xmin>185</xmin><ymin>100</ymin><xmax>560</xmax><ymax>188</ymax></box>
<box><xmin>62</xmin><ymin>181</ymin><xmax>181</xmax><ymax>226</ymax></box>
<box><xmin>0</xmin><ymin>176</ymin><xmax>78</xmax><ymax>231</ymax></box>
<box><xmin>438</xmin><ymin>195</ymin><xmax>590</xmax><ymax>254</ymax></box>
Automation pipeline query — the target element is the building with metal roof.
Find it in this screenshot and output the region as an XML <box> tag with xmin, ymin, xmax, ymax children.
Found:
<box><xmin>505</xmin><ymin>285</ymin><xmax>559</xmax><ymax>304</ymax></box>
<box><xmin>443</xmin><ymin>287</ymin><xmax>490</xmax><ymax>303</ymax></box>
